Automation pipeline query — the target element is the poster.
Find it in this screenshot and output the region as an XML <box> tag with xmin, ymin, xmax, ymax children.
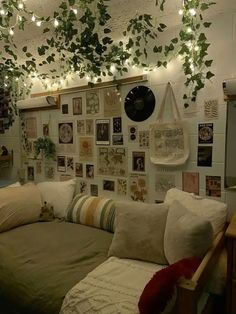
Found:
<box><xmin>204</xmin><ymin>99</ymin><xmax>219</xmax><ymax>120</ymax></box>
<box><xmin>182</xmin><ymin>171</ymin><xmax>199</xmax><ymax>195</ymax></box>
<box><xmin>198</xmin><ymin>123</ymin><xmax>213</xmax><ymax>144</ymax></box>
<box><xmin>117</xmin><ymin>178</ymin><xmax>127</xmax><ymax>195</ymax></box>
<box><xmin>104</xmin><ymin>88</ymin><xmax>121</xmax><ymax>117</ymax></box>
<box><xmin>85</xmin><ymin>119</ymin><xmax>94</xmax><ymax>135</ymax></box>
<box><xmin>25</xmin><ymin>117</ymin><xmax>37</xmax><ymax>139</ymax></box>
<box><xmin>103</xmin><ymin>179</ymin><xmax>115</xmax><ymax>192</ymax></box>
<box><xmin>139</xmin><ymin>130</ymin><xmax>149</xmax><ymax>149</ymax></box>
<box><xmin>66</xmin><ymin>156</ymin><xmax>74</xmax><ymax>173</ymax></box>
<box><xmin>155</xmin><ymin>173</ymin><xmax>176</xmax><ymax>193</ymax></box>
<box><xmin>75</xmin><ymin>162</ymin><xmax>83</xmax><ymax>177</ymax></box>
<box><xmin>44</xmin><ymin>164</ymin><xmax>55</xmax><ymax>179</ymax></box>
<box><xmin>79</xmin><ymin>137</ymin><xmax>94</xmax><ymax>161</ymax></box>
<box><xmin>97</xmin><ymin>147</ymin><xmax>127</xmax><ymax>177</ymax></box>
<box><xmin>86</xmin><ymin>164</ymin><xmax>94</xmax><ymax>179</ymax></box>
<box><xmin>113</xmin><ymin>117</ymin><xmax>122</xmax><ymax>133</ymax></box>
<box><xmin>95</xmin><ymin>119</ymin><xmax>110</xmax><ymax>145</ymax></box>
<box><xmin>112</xmin><ymin>134</ymin><xmax>123</xmax><ymax>145</ymax></box>
<box><xmin>77</xmin><ymin>120</ymin><xmax>85</xmax><ymax>134</ymax></box>
<box><xmin>62</xmin><ymin>104</ymin><xmax>68</xmax><ymax>114</ymax></box>
<box><xmin>86</xmin><ymin>90</ymin><xmax>100</xmax><ymax>114</ymax></box>
<box><xmin>57</xmin><ymin>156</ymin><xmax>66</xmax><ymax>172</ymax></box>
<box><xmin>73</xmin><ymin>97</ymin><xmax>82</xmax><ymax>115</ymax></box>
<box><xmin>132</xmin><ymin>151</ymin><xmax>145</xmax><ymax>171</ymax></box>
<box><xmin>206</xmin><ymin>175</ymin><xmax>221</xmax><ymax>197</ymax></box>
<box><xmin>197</xmin><ymin>146</ymin><xmax>212</xmax><ymax>167</ymax></box>
<box><xmin>130</xmin><ymin>174</ymin><xmax>148</xmax><ymax>202</ymax></box>
<box><xmin>58</xmin><ymin>122</ymin><xmax>75</xmax><ymax>153</ymax></box>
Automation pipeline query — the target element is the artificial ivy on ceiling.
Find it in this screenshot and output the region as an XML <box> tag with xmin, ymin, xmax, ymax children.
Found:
<box><xmin>0</xmin><ymin>0</ymin><xmax>215</xmax><ymax>124</ymax></box>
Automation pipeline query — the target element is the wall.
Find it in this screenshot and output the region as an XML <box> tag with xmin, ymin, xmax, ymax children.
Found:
<box><xmin>1</xmin><ymin>5</ymin><xmax>236</xmax><ymax>216</ymax></box>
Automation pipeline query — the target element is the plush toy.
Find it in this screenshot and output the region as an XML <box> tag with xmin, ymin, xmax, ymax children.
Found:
<box><xmin>39</xmin><ymin>201</ymin><xmax>54</xmax><ymax>222</ymax></box>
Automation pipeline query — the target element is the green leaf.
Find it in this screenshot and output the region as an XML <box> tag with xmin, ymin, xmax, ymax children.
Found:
<box><xmin>203</xmin><ymin>22</ymin><xmax>212</xmax><ymax>28</ymax></box>
<box><xmin>22</xmin><ymin>46</ymin><xmax>27</xmax><ymax>53</ymax></box>
<box><xmin>104</xmin><ymin>28</ymin><xmax>111</xmax><ymax>34</ymax></box>
<box><xmin>206</xmin><ymin>71</ymin><xmax>215</xmax><ymax>80</ymax></box>
<box><xmin>205</xmin><ymin>60</ymin><xmax>213</xmax><ymax>67</ymax></box>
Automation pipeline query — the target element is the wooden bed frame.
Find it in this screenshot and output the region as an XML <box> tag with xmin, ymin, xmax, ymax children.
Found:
<box><xmin>172</xmin><ymin>227</ymin><xmax>227</xmax><ymax>314</ymax></box>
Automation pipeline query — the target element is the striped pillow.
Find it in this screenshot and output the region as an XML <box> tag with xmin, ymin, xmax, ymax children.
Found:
<box><xmin>66</xmin><ymin>194</ymin><xmax>116</xmax><ymax>233</ymax></box>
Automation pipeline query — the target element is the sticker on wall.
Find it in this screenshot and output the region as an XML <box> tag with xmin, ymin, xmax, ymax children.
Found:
<box><xmin>139</xmin><ymin>130</ymin><xmax>149</xmax><ymax>149</ymax></box>
<box><xmin>198</xmin><ymin>123</ymin><xmax>213</xmax><ymax>144</ymax></box>
<box><xmin>58</xmin><ymin>122</ymin><xmax>73</xmax><ymax>144</ymax></box>
<box><xmin>66</xmin><ymin>156</ymin><xmax>74</xmax><ymax>173</ymax></box>
<box><xmin>57</xmin><ymin>156</ymin><xmax>66</xmax><ymax>172</ymax></box>
<box><xmin>103</xmin><ymin>179</ymin><xmax>115</xmax><ymax>192</ymax></box>
<box><xmin>86</xmin><ymin>164</ymin><xmax>94</xmax><ymax>179</ymax></box>
<box><xmin>61</xmin><ymin>103</ymin><xmax>69</xmax><ymax>114</ymax></box>
<box><xmin>204</xmin><ymin>99</ymin><xmax>219</xmax><ymax>120</ymax></box>
<box><xmin>130</xmin><ymin>174</ymin><xmax>148</xmax><ymax>202</ymax></box>
<box><xmin>155</xmin><ymin>173</ymin><xmax>176</xmax><ymax>193</ymax></box>
<box><xmin>117</xmin><ymin>178</ymin><xmax>127</xmax><ymax>195</ymax></box>
<box><xmin>77</xmin><ymin>120</ymin><xmax>85</xmax><ymax>134</ymax></box>
<box><xmin>124</xmin><ymin>86</ymin><xmax>155</xmax><ymax>122</ymax></box>
<box><xmin>79</xmin><ymin>137</ymin><xmax>94</xmax><ymax>161</ymax></box>
<box><xmin>197</xmin><ymin>146</ymin><xmax>212</xmax><ymax>167</ymax></box>
<box><xmin>132</xmin><ymin>151</ymin><xmax>145</xmax><ymax>172</ymax></box>
<box><xmin>113</xmin><ymin>117</ymin><xmax>122</xmax><ymax>133</ymax></box>
<box><xmin>104</xmin><ymin>88</ymin><xmax>121</xmax><ymax>117</ymax></box>
<box><xmin>25</xmin><ymin>117</ymin><xmax>37</xmax><ymax>139</ymax></box>
<box><xmin>206</xmin><ymin>175</ymin><xmax>221</xmax><ymax>197</ymax></box>
<box><xmin>128</xmin><ymin>125</ymin><xmax>138</xmax><ymax>142</ymax></box>
<box><xmin>43</xmin><ymin>124</ymin><xmax>49</xmax><ymax>137</ymax></box>
<box><xmin>95</xmin><ymin>119</ymin><xmax>110</xmax><ymax>145</ymax></box>
<box><xmin>85</xmin><ymin>119</ymin><xmax>94</xmax><ymax>135</ymax></box>
<box><xmin>97</xmin><ymin>147</ymin><xmax>127</xmax><ymax>177</ymax></box>
<box><xmin>112</xmin><ymin>134</ymin><xmax>123</xmax><ymax>145</ymax></box>
<box><xmin>182</xmin><ymin>171</ymin><xmax>199</xmax><ymax>195</ymax></box>
<box><xmin>86</xmin><ymin>90</ymin><xmax>100</xmax><ymax>115</ymax></box>
<box><xmin>73</xmin><ymin>97</ymin><xmax>82</xmax><ymax>115</ymax></box>
<box><xmin>75</xmin><ymin>162</ymin><xmax>83</xmax><ymax>177</ymax></box>
<box><xmin>90</xmin><ymin>184</ymin><xmax>98</xmax><ymax>196</ymax></box>
<box><xmin>27</xmin><ymin>166</ymin><xmax>35</xmax><ymax>181</ymax></box>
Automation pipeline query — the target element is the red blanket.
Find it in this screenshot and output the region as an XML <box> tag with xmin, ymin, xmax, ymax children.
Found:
<box><xmin>138</xmin><ymin>257</ymin><xmax>201</xmax><ymax>314</ymax></box>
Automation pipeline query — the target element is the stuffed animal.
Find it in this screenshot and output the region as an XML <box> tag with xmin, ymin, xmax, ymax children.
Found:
<box><xmin>39</xmin><ymin>201</ymin><xmax>54</xmax><ymax>222</ymax></box>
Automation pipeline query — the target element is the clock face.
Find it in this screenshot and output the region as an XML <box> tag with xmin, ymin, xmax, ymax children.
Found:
<box><xmin>58</xmin><ymin>123</ymin><xmax>73</xmax><ymax>144</ymax></box>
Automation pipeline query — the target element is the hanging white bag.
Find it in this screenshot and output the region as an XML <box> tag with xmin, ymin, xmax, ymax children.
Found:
<box><xmin>149</xmin><ymin>82</ymin><xmax>190</xmax><ymax>166</ymax></box>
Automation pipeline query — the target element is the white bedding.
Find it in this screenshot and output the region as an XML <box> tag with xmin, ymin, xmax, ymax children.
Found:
<box><xmin>60</xmin><ymin>257</ymin><xmax>172</xmax><ymax>314</ymax></box>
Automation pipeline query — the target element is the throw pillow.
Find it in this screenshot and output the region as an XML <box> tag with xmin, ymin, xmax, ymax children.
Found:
<box><xmin>0</xmin><ymin>184</ymin><xmax>42</xmax><ymax>232</ymax></box>
<box><xmin>164</xmin><ymin>200</ymin><xmax>213</xmax><ymax>264</ymax></box>
<box><xmin>164</xmin><ymin>188</ymin><xmax>227</xmax><ymax>236</ymax></box>
<box><xmin>108</xmin><ymin>201</ymin><xmax>169</xmax><ymax>264</ymax></box>
<box><xmin>66</xmin><ymin>194</ymin><xmax>116</xmax><ymax>233</ymax></box>
<box><xmin>37</xmin><ymin>179</ymin><xmax>76</xmax><ymax>218</ymax></box>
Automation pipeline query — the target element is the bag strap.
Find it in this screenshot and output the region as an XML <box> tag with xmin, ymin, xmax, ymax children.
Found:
<box><xmin>156</xmin><ymin>82</ymin><xmax>181</xmax><ymax>122</ymax></box>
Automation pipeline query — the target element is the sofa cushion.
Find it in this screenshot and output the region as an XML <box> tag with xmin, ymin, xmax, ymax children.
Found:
<box><xmin>108</xmin><ymin>201</ymin><xmax>169</xmax><ymax>264</ymax></box>
<box><xmin>37</xmin><ymin>179</ymin><xmax>76</xmax><ymax>218</ymax></box>
<box><xmin>66</xmin><ymin>194</ymin><xmax>116</xmax><ymax>233</ymax></box>
<box><xmin>164</xmin><ymin>200</ymin><xmax>213</xmax><ymax>264</ymax></box>
<box><xmin>0</xmin><ymin>184</ymin><xmax>42</xmax><ymax>232</ymax></box>
<box><xmin>164</xmin><ymin>188</ymin><xmax>227</xmax><ymax>236</ymax></box>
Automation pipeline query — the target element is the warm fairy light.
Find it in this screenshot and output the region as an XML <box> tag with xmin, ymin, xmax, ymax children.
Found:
<box><xmin>187</xmin><ymin>27</ymin><xmax>192</xmax><ymax>33</ymax></box>
<box><xmin>110</xmin><ymin>64</ymin><xmax>116</xmax><ymax>73</ymax></box>
<box><xmin>36</xmin><ymin>20</ymin><xmax>42</xmax><ymax>27</ymax></box>
<box><xmin>9</xmin><ymin>28</ymin><xmax>14</xmax><ymax>36</ymax></box>
<box><xmin>31</xmin><ymin>14</ymin><xmax>36</xmax><ymax>22</ymax></box>
<box><xmin>72</xmin><ymin>8</ymin><xmax>78</xmax><ymax>14</ymax></box>
<box><xmin>189</xmin><ymin>8</ymin><xmax>196</xmax><ymax>16</ymax></box>
<box><xmin>178</xmin><ymin>9</ymin><xmax>183</xmax><ymax>15</ymax></box>
<box><xmin>0</xmin><ymin>9</ymin><xmax>5</xmax><ymax>16</ymax></box>
<box><xmin>54</xmin><ymin>19</ymin><xmax>59</xmax><ymax>27</ymax></box>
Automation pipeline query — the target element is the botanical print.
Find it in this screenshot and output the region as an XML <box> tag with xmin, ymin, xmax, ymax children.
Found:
<box><xmin>75</xmin><ymin>162</ymin><xmax>83</xmax><ymax>177</ymax></box>
<box><xmin>155</xmin><ymin>173</ymin><xmax>176</xmax><ymax>193</ymax></box>
<box><xmin>197</xmin><ymin>146</ymin><xmax>212</xmax><ymax>167</ymax></box>
<box><xmin>130</xmin><ymin>174</ymin><xmax>148</xmax><ymax>202</ymax></box>
<box><xmin>86</xmin><ymin>90</ymin><xmax>100</xmax><ymax>114</ymax></box>
<box><xmin>58</xmin><ymin>122</ymin><xmax>73</xmax><ymax>144</ymax></box>
<box><xmin>103</xmin><ymin>88</ymin><xmax>121</xmax><ymax>117</ymax></box>
<box><xmin>79</xmin><ymin>180</ymin><xmax>87</xmax><ymax>194</ymax></box>
<box><xmin>113</xmin><ymin>117</ymin><xmax>122</xmax><ymax>133</ymax></box>
<box><xmin>132</xmin><ymin>151</ymin><xmax>145</xmax><ymax>172</ymax></box>
<box><xmin>73</xmin><ymin>97</ymin><xmax>82</xmax><ymax>115</ymax></box>
<box><xmin>90</xmin><ymin>184</ymin><xmax>98</xmax><ymax>196</ymax></box>
<box><xmin>182</xmin><ymin>172</ymin><xmax>199</xmax><ymax>195</ymax></box>
<box><xmin>128</xmin><ymin>125</ymin><xmax>138</xmax><ymax>142</ymax></box>
<box><xmin>77</xmin><ymin>120</ymin><xmax>85</xmax><ymax>134</ymax></box>
<box><xmin>206</xmin><ymin>175</ymin><xmax>221</xmax><ymax>197</ymax></box>
<box><xmin>66</xmin><ymin>156</ymin><xmax>74</xmax><ymax>173</ymax></box>
<box><xmin>79</xmin><ymin>137</ymin><xmax>94</xmax><ymax>161</ymax></box>
<box><xmin>204</xmin><ymin>99</ymin><xmax>219</xmax><ymax>120</ymax></box>
<box><xmin>117</xmin><ymin>178</ymin><xmax>127</xmax><ymax>195</ymax></box>
<box><xmin>198</xmin><ymin>123</ymin><xmax>213</xmax><ymax>144</ymax></box>
<box><xmin>57</xmin><ymin>156</ymin><xmax>66</xmax><ymax>172</ymax></box>
<box><xmin>85</xmin><ymin>119</ymin><xmax>94</xmax><ymax>135</ymax></box>
<box><xmin>139</xmin><ymin>130</ymin><xmax>149</xmax><ymax>149</ymax></box>
<box><xmin>25</xmin><ymin>117</ymin><xmax>37</xmax><ymax>139</ymax></box>
<box><xmin>97</xmin><ymin>147</ymin><xmax>127</xmax><ymax>177</ymax></box>
<box><xmin>96</xmin><ymin>119</ymin><xmax>110</xmax><ymax>145</ymax></box>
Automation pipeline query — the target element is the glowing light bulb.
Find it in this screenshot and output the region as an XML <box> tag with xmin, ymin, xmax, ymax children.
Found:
<box><xmin>36</xmin><ymin>20</ymin><xmax>42</xmax><ymax>27</ymax></box>
<box><xmin>4</xmin><ymin>83</ymin><xmax>8</xmax><ymax>87</ymax></box>
<box><xmin>18</xmin><ymin>2</ymin><xmax>24</xmax><ymax>10</ymax></box>
<box><xmin>15</xmin><ymin>77</ymin><xmax>19</xmax><ymax>82</ymax></box>
<box><xmin>72</xmin><ymin>8</ymin><xmax>78</xmax><ymax>14</ymax></box>
<box><xmin>18</xmin><ymin>15</ymin><xmax>22</xmax><ymax>21</ymax></box>
<box><xmin>194</xmin><ymin>45</ymin><xmax>199</xmax><ymax>51</ymax></box>
<box><xmin>187</xmin><ymin>27</ymin><xmax>192</xmax><ymax>33</ymax></box>
<box><xmin>9</xmin><ymin>28</ymin><xmax>14</xmax><ymax>36</ymax></box>
<box><xmin>110</xmin><ymin>64</ymin><xmax>116</xmax><ymax>73</ymax></box>
<box><xmin>31</xmin><ymin>14</ymin><xmax>36</xmax><ymax>22</ymax></box>
<box><xmin>178</xmin><ymin>9</ymin><xmax>183</xmax><ymax>15</ymax></box>
<box><xmin>54</xmin><ymin>19</ymin><xmax>59</xmax><ymax>27</ymax></box>
<box><xmin>189</xmin><ymin>8</ymin><xmax>196</xmax><ymax>16</ymax></box>
<box><xmin>85</xmin><ymin>75</ymin><xmax>90</xmax><ymax>81</ymax></box>
<box><xmin>0</xmin><ymin>9</ymin><xmax>5</xmax><ymax>15</ymax></box>
<box><xmin>5</xmin><ymin>75</ymin><xmax>8</xmax><ymax>79</ymax></box>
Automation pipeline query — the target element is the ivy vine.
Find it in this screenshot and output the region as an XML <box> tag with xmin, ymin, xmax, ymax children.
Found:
<box><xmin>0</xmin><ymin>0</ymin><xmax>216</xmax><ymax>124</ymax></box>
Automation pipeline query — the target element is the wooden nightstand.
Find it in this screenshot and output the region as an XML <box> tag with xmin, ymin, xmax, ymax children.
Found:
<box><xmin>226</xmin><ymin>214</ymin><xmax>236</xmax><ymax>314</ymax></box>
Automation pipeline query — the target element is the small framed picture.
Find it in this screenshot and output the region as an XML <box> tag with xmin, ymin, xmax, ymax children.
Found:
<box><xmin>86</xmin><ymin>164</ymin><xmax>94</xmax><ymax>179</ymax></box>
<box><xmin>132</xmin><ymin>151</ymin><xmax>145</xmax><ymax>172</ymax></box>
<box><xmin>103</xmin><ymin>179</ymin><xmax>115</xmax><ymax>192</ymax></box>
<box><xmin>90</xmin><ymin>184</ymin><xmax>98</xmax><ymax>196</ymax></box>
<box><xmin>62</xmin><ymin>104</ymin><xmax>69</xmax><ymax>114</ymax></box>
<box><xmin>112</xmin><ymin>134</ymin><xmax>123</xmax><ymax>145</ymax></box>
<box><xmin>95</xmin><ymin>119</ymin><xmax>110</xmax><ymax>145</ymax></box>
<box><xmin>73</xmin><ymin>97</ymin><xmax>82</xmax><ymax>115</ymax></box>
<box><xmin>75</xmin><ymin>162</ymin><xmax>83</xmax><ymax>177</ymax></box>
<box><xmin>57</xmin><ymin>156</ymin><xmax>66</xmax><ymax>172</ymax></box>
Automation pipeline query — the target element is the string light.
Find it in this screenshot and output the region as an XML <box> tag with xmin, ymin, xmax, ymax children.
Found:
<box><xmin>18</xmin><ymin>2</ymin><xmax>24</xmax><ymax>10</ymax></box>
<box><xmin>9</xmin><ymin>28</ymin><xmax>14</xmax><ymax>36</ymax></box>
<box><xmin>36</xmin><ymin>20</ymin><xmax>42</xmax><ymax>27</ymax></box>
<box><xmin>31</xmin><ymin>14</ymin><xmax>36</xmax><ymax>22</ymax></box>
<box><xmin>71</xmin><ymin>8</ymin><xmax>78</xmax><ymax>15</ymax></box>
<box><xmin>0</xmin><ymin>9</ymin><xmax>5</xmax><ymax>16</ymax></box>
<box><xmin>53</xmin><ymin>19</ymin><xmax>59</xmax><ymax>27</ymax></box>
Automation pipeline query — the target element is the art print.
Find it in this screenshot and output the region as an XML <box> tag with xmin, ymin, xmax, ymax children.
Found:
<box><xmin>103</xmin><ymin>179</ymin><xmax>115</xmax><ymax>192</ymax></box>
<box><xmin>79</xmin><ymin>137</ymin><xmax>94</xmax><ymax>161</ymax></box>
<box><xmin>75</xmin><ymin>162</ymin><xmax>83</xmax><ymax>177</ymax></box>
<box><xmin>139</xmin><ymin>130</ymin><xmax>149</xmax><ymax>149</ymax></box>
<box><xmin>97</xmin><ymin>147</ymin><xmax>127</xmax><ymax>177</ymax></box>
<box><xmin>25</xmin><ymin>117</ymin><xmax>37</xmax><ymax>139</ymax></box>
<box><xmin>77</xmin><ymin>120</ymin><xmax>85</xmax><ymax>134</ymax></box>
<box><xmin>66</xmin><ymin>156</ymin><xmax>74</xmax><ymax>173</ymax></box>
<box><xmin>43</xmin><ymin>124</ymin><xmax>49</xmax><ymax>137</ymax></box>
<box><xmin>132</xmin><ymin>151</ymin><xmax>145</xmax><ymax>172</ymax></box>
<box><xmin>90</xmin><ymin>184</ymin><xmax>98</xmax><ymax>196</ymax></box>
<box><xmin>198</xmin><ymin>123</ymin><xmax>213</xmax><ymax>144</ymax></box>
<box><xmin>79</xmin><ymin>180</ymin><xmax>87</xmax><ymax>194</ymax></box>
<box><xmin>27</xmin><ymin>166</ymin><xmax>34</xmax><ymax>181</ymax></box>
<box><xmin>104</xmin><ymin>88</ymin><xmax>121</xmax><ymax>117</ymax></box>
<box><xmin>57</xmin><ymin>155</ymin><xmax>66</xmax><ymax>172</ymax></box>
<box><xmin>206</xmin><ymin>175</ymin><xmax>221</xmax><ymax>197</ymax></box>
<box><xmin>112</xmin><ymin>134</ymin><xmax>123</xmax><ymax>145</ymax></box>
<box><xmin>86</xmin><ymin>90</ymin><xmax>100</xmax><ymax>114</ymax></box>
<box><xmin>130</xmin><ymin>174</ymin><xmax>148</xmax><ymax>202</ymax></box>
<box><xmin>44</xmin><ymin>164</ymin><xmax>55</xmax><ymax>179</ymax></box>
<box><xmin>58</xmin><ymin>122</ymin><xmax>73</xmax><ymax>144</ymax></box>
<box><xmin>85</xmin><ymin>119</ymin><xmax>94</xmax><ymax>135</ymax></box>
<box><xmin>197</xmin><ymin>146</ymin><xmax>212</xmax><ymax>167</ymax></box>
<box><xmin>73</xmin><ymin>97</ymin><xmax>82</xmax><ymax>115</ymax></box>
<box><xmin>117</xmin><ymin>178</ymin><xmax>127</xmax><ymax>195</ymax></box>
<box><xmin>204</xmin><ymin>99</ymin><xmax>219</xmax><ymax>120</ymax></box>
<box><xmin>113</xmin><ymin>117</ymin><xmax>122</xmax><ymax>133</ymax></box>
<box><xmin>155</xmin><ymin>173</ymin><xmax>176</xmax><ymax>193</ymax></box>
<box><xmin>62</xmin><ymin>103</ymin><xmax>68</xmax><ymax>114</ymax></box>
<box><xmin>182</xmin><ymin>171</ymin><xmax>199</xmax><ymax>195</ymax></box>
<box><xmin>86</xmin><ymin>164</ymin><xmax>94</xmax><ymax>179</ymax></box>
<box><xmin>96</xmin><ymin>119</ymin><xmax>110</xmax><ymax>145</ymax></box>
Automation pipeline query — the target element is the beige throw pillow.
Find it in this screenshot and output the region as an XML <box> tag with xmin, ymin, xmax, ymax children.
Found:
<box><xmin>0</xmin><ymin>184</ymin><xmax>42</xmax><ymax>232</ymax></box>
<box><xmin>164</xmin><ymin>200</ymin><xmax>213</xmax><ymax>264</ymax></box>
<box><xmin>108</xmin><ymin>201</ymin><xmax>169</xmax><ymax>264</ymax></box>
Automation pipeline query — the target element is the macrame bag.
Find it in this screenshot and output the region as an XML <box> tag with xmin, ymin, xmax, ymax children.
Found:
<box><xmin>149</xmin><ymin>83</ymin><xmax>190</xmax><ymax>166</ymax></box>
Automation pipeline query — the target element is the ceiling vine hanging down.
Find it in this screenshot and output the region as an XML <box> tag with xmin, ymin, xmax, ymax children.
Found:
<box><xmin>0</xmin><ymin>0</ymin><xmax>215</xmax><ymax>125</ymax></box>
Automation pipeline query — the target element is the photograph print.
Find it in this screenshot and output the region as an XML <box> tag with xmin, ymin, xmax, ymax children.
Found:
<box><xmin>96</xmin><ymin>119</ymin><xmax>110</xmax><ymax>145</ymax></box>
<box><xmin>73</xmin><ymin>97</ymin><xmax>82</xmax><ymax>115</ymax></box>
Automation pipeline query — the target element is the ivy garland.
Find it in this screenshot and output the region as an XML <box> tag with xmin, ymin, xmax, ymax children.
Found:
<box><xmin>0</xmin><ymin>0</ymin><xmax>215</xmax><ymax>125</ymax></box>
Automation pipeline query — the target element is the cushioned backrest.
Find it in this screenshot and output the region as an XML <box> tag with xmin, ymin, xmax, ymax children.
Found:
<box><xmin>66</xmin><ymin>194</ymin><xmax>116</xmax><ymax>233</ymax></box>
